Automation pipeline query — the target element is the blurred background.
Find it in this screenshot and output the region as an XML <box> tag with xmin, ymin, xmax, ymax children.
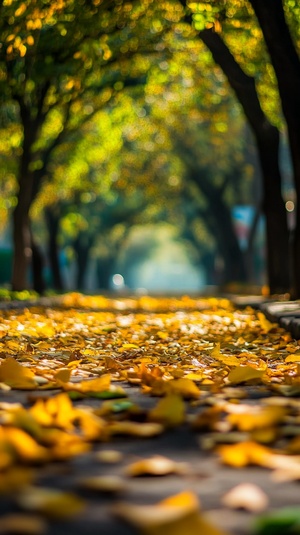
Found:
<box><xmin>0</xmin><ymin>0</ymin><xmax>297</xmax><ymax>296</ymax></box>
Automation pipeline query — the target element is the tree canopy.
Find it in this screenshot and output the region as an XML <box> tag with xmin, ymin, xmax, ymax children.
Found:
<box><xmin>0</xmin><ymin>0</ymin><xmax>299</xmax><ymax>295</ymax></box>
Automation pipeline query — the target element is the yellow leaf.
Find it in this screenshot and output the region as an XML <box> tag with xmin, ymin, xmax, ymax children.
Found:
<box><xmin>63</xmin><ymin>374</ymin><xmax>111</xmax><ymax>393</ymax></box>
<box><xmin>17</xmin><ymin>486</ymin><xmax>85</xmax><ymax>519</ymax></box>
<box><xmin>75</xmin><ymin>408</ymin><xmax>104</xmax><ymax>440</ymax></box>
<box><xmin>0</xmin><ymin>357</ymin><xmax>36</xmax><ymax>389</ymax></box>
<box><xmin>120</xmin><ymin>343</ymin><xmax>139</xmax><ymax>350</ymax></box>
<box><xmin>114</xmin><ymin>491</ymin><xmax>229</xmax><ymax>535</ymax></box>
<box><xmin>46</xmin><ymin>430</ymin><xmax>90</xmax><ymax>460</ymax></box>
<box><xmin>285</xmin><ymin>354</ymin><xmax>300</xmax><ymax>363</ymax></box>
<box><xmin>257</xmin><ymin>312</ymin><xmax>274</xmax><ymax>332</ymax></box>
<box><xmin>45</xmin><ymin>393</ymin><xmax>76</xmax><ymax>430</ymax></box>
<box><xmin>217</xmin><ymin>441</ymin><xmax>272</xmax><ymax>468</ymax></box>
<box><xmin>108</xmin><ymin>421</ymin><xmax>163</xmax><ymax>437</ymax></box>
<box><xmin>168</xmin><ymin>378</ymin><xmax>201</xmax><ymax>399</ymax></box>
<box><xmin>4</xmin><ymin>427</ymin><xmax>48</xmax><ymax>463</ymax></box>
<box><xmin>95</xmin><ymin>449</ymin><xmax>123</xmax><ymax>463</ymax></box>
<box><xmin>148</xmin><ymin>394</ymin><xmax>185</xmax><ymax>428</ymax></box>
<box><xmin>125</xmin><ymin>455</ymin><xmax>188</xmax><ymax>477</ymax></box>
<box><xmin>227</xmin><ymin>365</ymin><xmax>266</xmax><ymax>384</ymax></box>
<box><xmin>227</xmin><ymin>405</ymin><xmax>286</xmax><ymax>431</ymax></box>
<box><xmin>54</xmin><ymin>368</ymin><xmax>71</xmax><ymax>383</ymax></box>
<box><xmin>29</xmin><ymin>399</ymin><xmax>54</xmax><ymax>427</ymax></box>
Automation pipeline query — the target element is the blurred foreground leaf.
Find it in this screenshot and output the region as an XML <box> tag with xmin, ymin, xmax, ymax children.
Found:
<box><xmin>254</xmin><ymin>507</ymin><xmax>300</xmax><ymax>535</ymax></box>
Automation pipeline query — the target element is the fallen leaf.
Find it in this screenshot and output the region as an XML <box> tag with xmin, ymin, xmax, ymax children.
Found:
<box><xmin>221</xmin><ymin>483</ymin><xmax>269</xmax><ymax>512</ymax></box>
<box><xmin>114</xmin><ymin>491</ymin><xmax>229</xmax><ymax>535</ymax></box>
<box><xmin>124</xmin><ymin>455</ymin><xmax>188</xmax><ymax>477</ymax></box>
<box><xmin>227</xmin><ymin>366</ymin><xmax>266</xmax><ymax>384</ymax></box>
<box><xmin>108</xmin><ymin>421</ymin><xmax>163</xmax><ymax>437</ymax></box>
<box><xmin>217</xmin><ymin>441</ymin><xmax>272</xmax><ymax>468</ymax></box>
<box><xmin>0</xmin><ymin>357</ymin><xmax>36</xmax><ymax>389</ymax></box>
<box><xmin>95</xmin><ymin>449</ymin><xmax>123</xmax><ymax>463</ymax></box>
<box><xmin>16</xmin><ymin>486</ymin><xmax>85</xmax><ymax>518</ymax></box>
<box><xmin>148</xmin><ymin>394</ymin><xmax>185</xmax><ymax>428</ymax></box>
<box><xmin>227</xmin><ymin>405</ymin><xmax>286</xmax><ymax>431</ymax></box>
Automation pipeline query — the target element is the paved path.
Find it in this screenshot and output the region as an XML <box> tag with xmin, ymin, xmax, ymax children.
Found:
<box><xmin>0</xmin><ymin>295</ymin><xmax>300</xmax><ymax>535</ymax></box>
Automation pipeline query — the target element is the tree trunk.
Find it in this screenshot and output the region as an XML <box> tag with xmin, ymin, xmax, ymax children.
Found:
<box><xmin>188</xmin><ymin>170</ymin><xmax>247</xmax><ymax>284</ymax></box>
<box><xmin>12</xmin><ymin>200</ymin><xmax>32</xmax><ymax>291</ymax></box>
<box><xmin>73</xmin><ymin>235</ymin><xmax>94</xmax><ymax>290</ymax></box>
<box><xmin>11</xmin><ymin>99</ymin><xmax>45</xmax><ymax>291</ymax></box>
<box><xmin>249</xmin><ymin>0</ymin><xmax>300</xmax><ymax>297</ymax></box>
<box><xmin>12</xmin><ymin>138</ymin><xmax>35</xmax><ymax>291</ymax></box>
<box><xmin>45</xmin><ymin>207</ymin><xmax>65</xmax><ymax>292</ymax></box>
<box><xmin>96</xmin><ymin>257</ymin><xmax>114</xmax><ymax>290</ymax></box>
<box><xmin>198</xmin><ymin>28</ymin><xmax>290</xmax><ymax>294</ymax></box>
<box><xmin>31</xmin><ymin>238</ymin><xmax>46</xmax><ymax>294</ymax></box>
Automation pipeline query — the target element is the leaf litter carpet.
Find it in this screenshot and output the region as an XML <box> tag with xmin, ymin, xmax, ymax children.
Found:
<box><xmin>0</xmin><ymin>293</ymin><xmax>300</xmax><ymax>535</ymax></box>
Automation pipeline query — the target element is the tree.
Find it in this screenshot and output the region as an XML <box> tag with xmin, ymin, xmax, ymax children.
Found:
<box><xmin>0</xmin><ymin>0</ymin><xmax>180</xmax><ymax>291</ymax></box>
<box><xmin>247</xmin><ymin>0</ymin><xmax>300</xmax><ymax>297</ymax></box>
<box><xmin>180</xmin><ymin>0</ymin><xmax>290</xmax><ymax>294</ymax></box>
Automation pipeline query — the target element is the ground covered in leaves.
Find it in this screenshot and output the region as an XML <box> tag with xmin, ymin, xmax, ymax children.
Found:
<box><xmin>0</xmin><ymin>293</ymin><xmax>300</xmax><ymax>535</ymax></box>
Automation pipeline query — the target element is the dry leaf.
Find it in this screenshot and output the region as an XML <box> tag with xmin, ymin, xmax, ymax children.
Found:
<box><xmin>108</xmin><ymin>421</ymin><xmax>163</xmax><ymax>437</ymax></box>
<box><xmin>125</xmin><ymin>455</ymin><xmax>188</xmax><ymax>477</ymax></box>
<box><xmin>148</xmin><ymin>394</ymin><xmax>185</xmax><ymax>428</ymax></box>
<box><xmin>0</xmin><ymin>357</ymin><xmax>36</xmax><ymax>389</ymax></box>
<box><xmin>217</xmin><ymin>441</ymin><xmax>272</xmax><ymax>468</ymax></box>
<box><xmin>221</xmin><ymin>483</ymin><xmax>269</xmax><ymax>512</ymax></box>
<box><xmin>95</xmin><ymin>449</ymin><xmax>123</xmax><ymax>463</ymax></box>
<box><xmin>227</xmin><ymin>405</ymin><xmax>286</xmax><ymax>431</ymax></box>
<box><xmin>227</xmin><ymin>366</ymin><xmax>266</xmax><ymax>384</ymax></box>
<box><xmin>114</xmin><ymin>491</ymin><xmax>229</xmax><ymax>535</ymax></box>
<box><xmin>16</xmin><ymin>486</ymin><xmax>85</xmax><ymax>518</ymax></box>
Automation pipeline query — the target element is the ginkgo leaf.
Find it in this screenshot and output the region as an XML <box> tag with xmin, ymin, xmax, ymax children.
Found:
<box><xmin>124</xmin><ymin>455</ymin><xmax>188</xmax><ymax>477</ymax></box>
<box><xmin>95</xmin><ymin>449</ymin><xmax>123</xmax><ymax>463</ymax></box>
<box><xmin>227</xmin><ymin>365</ymin><xmax>266</xmax><ymax>384</ymax></box>
<box><xmin>221</xmin><ymin>483</ymin><xmax>269</xmax><ymax>512</ymax></box>
<box><xmin>148</xmin><ymin>394</ymin><xmax>185</xmax><ymax>428</ymax></box>
<box><xmin>227</xmin><ymin>405</ymin><xmax>286</xmax><ymax>431</ymax></box>
<box><xmin>4</xmin><ymin>427</ymin><xmax>49</xmax><ymax>463</ymax></box>
<box><xmin>17</xmin><ymin>486</ymin><xmax>85</xmax><ymax>518</ymax></box>
<box><xmin>54</xmin><ymin>368</ymin><xmax>71</xmax><ymax>383</ymax></box>
<box><xmin>257</xmin><ymin>312</ymin><xmax>274</xmax><ymax>333</ymax></box>
<box><xmin>0</xmin><ymin>357</ymin><xmax>36</xmax><ymax>389</ymax></box>
<box><xmin>75</xmin><ymin>408</ymin><xmax>105</xmax><ymax>440</ymax></box>
<box><xmin>167</xmin><ymin>378</ymin><xmax>201</xmax><ymax>399</ymax></box>
<box><xmin>108</xmin><ymin>421</ymin><xmax>163</xmax><ymax>437</ymax></box>
<box><xmin>114</xmin><ymin>491</ymin><xmax>229</xmax><ymax>535</ymax></box>
<box><xmin>285</xmin><ymin>354</ymin><xmax>300</xmax><ymax>363</ymax></box>
<box><xmin>63</xmin><ymin>374</ymin><xmax>111</xmax><ymax>393</ymax></box>
<box><xmin>217</xmin><ymin>441</ymin><xmax>273</xmax><ymax>468</ymax></box>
